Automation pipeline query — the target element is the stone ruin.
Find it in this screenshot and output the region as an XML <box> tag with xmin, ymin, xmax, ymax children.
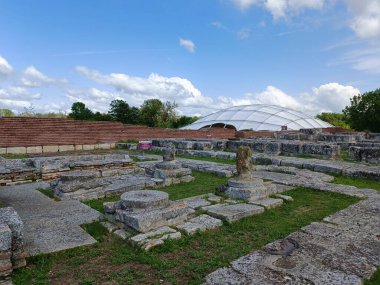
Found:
<box><xmin>0</xmin><ymin>207</ymin><xmax>27</xmax><ymax>284</ymax></box>
<box><xmin>147</xmin><ymin>143</ymin><xmax>194</xmax><ymax>186</ymax></box>
<box><xmin>225</xmin><ymin>146</ymin><xmax>283</xmax><ymax>207</ymax></box>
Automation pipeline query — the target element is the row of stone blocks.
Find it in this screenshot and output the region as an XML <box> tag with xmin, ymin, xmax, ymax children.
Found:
<box><xmin>349</xmin><ymin>146</ymin><xmax>380</xmax><ymax>164</ymax></box>
<box><xmin>0</xmin><ymin>143</ymin><xmax>116</xmax><ymax>155</ymax></box>
<box><xmin>152</xmin><ymin>139</ymin><xmax>341</xmax><ymax>159</ymax></box>
<box><xmin>0</xmin><ymin>208</ymin><xmax>26</xmax><ymax>285</ymax></box>
<box><xmin>0</xmin><ymin>154</ymin><xmax>135</xmax><ymax>186</ymax></box>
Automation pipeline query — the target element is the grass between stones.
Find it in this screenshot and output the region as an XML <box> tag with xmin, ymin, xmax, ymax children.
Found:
<box><xmin>37</xmin><ymin>188</ymin><xmax>60</xmax><ymax>201</ymax></box>
<box><xmin>332</xmin><ymin>174</ymin><xmax>380</xmax><ymax>192</ymax></box>
<box><xmin>1</xmin><ymin>153</ymin><xmax>31</xmax><ymax>159</ymax></box>
<box><xmin>13</xmin><ymin>176</ymin><xmax>361</xmax><ymax>285</ymax></box>
<box><xmin>83</xmin><ymin>171</ymin><xmax>229</xmax><ymax>213</ymax></box>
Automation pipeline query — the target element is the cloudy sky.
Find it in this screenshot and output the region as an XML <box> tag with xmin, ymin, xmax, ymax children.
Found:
<box><xmin>0</xmin><ymin>0</ymin><xmax>379</xmax><ymax>116</ymax></box>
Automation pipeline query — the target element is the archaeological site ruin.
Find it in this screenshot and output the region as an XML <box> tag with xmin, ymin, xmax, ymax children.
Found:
<box><xmin>0</xmin><ymin>115</ymin><xmax>379</xmax><ymax>285</ymax></box>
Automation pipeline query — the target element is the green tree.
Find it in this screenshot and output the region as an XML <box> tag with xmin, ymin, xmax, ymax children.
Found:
<box><xmin>68</xmin><ymin>102</ymin><xmax>94</xmax><ymax>120</ymax></box>
<box><xmin>0</xmin><ymin>109</ymin><xmax>15</xmax><ymax>116</ymax></box>
<box><xmin>343</xmin><ymin>88</ymin><xmax>380</xmax><ymax>132</ymax></box>
<box><xmin>139</xmin><ymin>99</ymin><xmax>164</xmax><ymax>127</ymax></box>
<box><xmin>140</xmin><ymin>99</ymin><xmax>178</xmax><ymax>128</ymax></box>
<box><xmin>108</xmin><ymin>99</ymin><xmax>140</xmax><ymax>124</ymax></box>
<box><xmin>172</xmin><ymin>115</ymin><xmax>199</xmax><ymax>128</ymax></box>
<box><xmin>92</xmin><ymin>112</ymin><xmax>112</xmax><ymax>121</ymax></box>
<box><xmin>315</xmin><ymin>113</ymin><xmax>350</xmax><ymax>129</ymax></box>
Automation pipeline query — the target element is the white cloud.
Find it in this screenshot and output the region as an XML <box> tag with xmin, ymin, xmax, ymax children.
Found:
<box><xmin>216</xmin><ymin>85</ymin><xmax>301</xmax><ymax>110</ymax></box>
<box><xmin>346</xmin><ymin>0</ymin><xmax>380</xmax><ymax>39</ymax></box>
<box><xmin>179</xmin><ymin>38</ymin><xmax>196</xmax><ymax>53</ymax></box>
<box><xmin>21</xmin><ymin>66</ymin><xmax>67</xmax><ymax>87</ymax></box>
<box><xmin>231</xmin><ymin>0</ymin><xmax>324</xmax><ymax>19</ymax></box>
<box><xmin>237</xmin><ymin>27</ymin><xmax>251</xmax><ymax>39</ymax></box>
<box><xmin>300</xmin><ymin>83</ymin><xmax>360</xmax><ymax>113</ymax></box>
<box><xmin>75</xmin><ymin>66</ymin><xmax>212</xmax><ymax>114</ymax></box>
<box><xmin>0</xmin><ymin>55</ymin><xmax>13</xmax><ymax>78</ymax></box>
<box><xmin>332</xmin><ymin>47</ymin><xmax>380</xmax><ymax>74</ymax></box>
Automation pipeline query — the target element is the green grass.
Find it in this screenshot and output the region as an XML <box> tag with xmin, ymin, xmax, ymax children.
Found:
<box><xmin>176</xmin><ymin>154</ymin><xmax>235</xmax><ymax>165</ymax></box>
<box><xmin>1</xmin><ymin>153</ymin><xmax>31</xmax><ymax>159</ymax></box>
<box><xmin>37</xmin><ymin>188</ymin><xmax>60</xmax><ymax>201</ymax></box>
<box><xmin>13</xmin><ymin>186</ymin><xmax>360</xmax><ymax>285</ymax></box>
<box><xmin>365</xmin><ymin>267</ymin><xmax>380</xmax><ymax>285</ymax></box>
<box><xmin>83</xmin><ymin>171</ymin><xmax>228</xmax><ymax>213</ymax></box>
<box><xmin>332</xmin><ymin>174</ymin><xmax>380</xmax><ymax>191</ymax></box>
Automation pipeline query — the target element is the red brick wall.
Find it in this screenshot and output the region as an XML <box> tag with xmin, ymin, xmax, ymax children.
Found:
<box><xmin>0</xmin><ymin>117</ymin><xmax>235</xmax><ymax>147</ymax></box>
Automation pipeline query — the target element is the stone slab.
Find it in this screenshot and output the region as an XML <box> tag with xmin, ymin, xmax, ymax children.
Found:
<box><xmin>274</xmin><ymin>194</ymin><xmax>294</xmax><ymax>202</ymax></box>
<box><xmin>6</xmin><ymin>147</ymin><xmax>26</xmax><ymax>154</ymax></box>
<box><xmin>42</xmin><ymin>145</ymin><xmax>59</xmax><ymax>153</ymax></box>
<box><xmin>130</xmin><ymin>226</ymin><xmax>181</xmax><ymax>251</ymax></box>
<box><xmin>82</xmin><ymin>144</ymin><xmax>95</xmax><ymax>151</ymax></box>
<box><xmin>74</xmin><ymin>145</ymin><xmax>83</xmax><ymax>151</ymax></box>
<box><xmin>177</xmin><ymin>214</ymin><xmax>222</xmax><ymax>235</ymax></box>
<box><xmin>205</xmin><ymin>203</ymin><xmax>265</xmax><ymax>223</ymax></box>
<box><xmin>26</xmin><ymin>146</ymin><xmax>42</xmax><ymax>154</ymax></box>
<box><xmin>180</xmin><ymin>197</ymin><xmax>211</xmax><ymax>209</ymax></box>
<box><xmin>0</xmin><ymin>147</ymin><xmax>6</xmax><ymax>154</ymax></box>
<box><xmin>0</xmin><ymin>182</ymin><xmax>102</xmax><ymax>255</ymax></box>
<box><xmin>58</xmin><ymin>145</ymin><xmax>75</xmax><ymax>152</ymax></box>
<box><xmin>249</xmin><ymin>198</ymin><xmax>283</xmax><ymax>209</ymax></box>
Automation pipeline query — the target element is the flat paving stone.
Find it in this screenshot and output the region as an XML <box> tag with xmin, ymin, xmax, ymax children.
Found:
<box><xmin>205</xmin><ymin>203</ymin><xmax>265</xmax><ymax>223</ymax></box>
<box><xmin>177</xmin><ymin>214</ymin><xmax>222</xmax><ymax>235</ymax></box>
<box><xmin>249</xmin><ymin>198</ymin><xmax>283</xmax><ymax>209</ymax></box>
<box><xmin>130</xmin><ymin>226</ymin><xmax>181</xmax><ymax>251</ymax></box>
<box><xmin>179</xmin><ymin>197</ymin><xmax>211</xmax><ymax>209</ymax></box>
<box><xmin>0</xmin><ymin>182</ymin><xmax>102</xmax><ymax>255</ymax></box>
<box><xmin>274</xmin><ymin>194</ymin><xmax>294</xmax><ymax>202</ymax></box>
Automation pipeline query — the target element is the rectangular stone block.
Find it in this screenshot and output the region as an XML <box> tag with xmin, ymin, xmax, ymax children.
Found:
<box><xmin>58</xmin><ymin>145</ymin><xmax>75</xmax><ymax>152</ymax></box>
<box><xmin>6</xmin><ymin>147</ymin><xmax>26</xmax><ymax>154</ymax></box>
<box><xmin>0</xmin><ymin>225</ymin><xmax>12</xmax><ymax>251</ymax></box>
<box><xmin>74</xmin><ymin>145</ymin><xmax>83</xmax><ymax>151</ymax></box>
<box><xmin>0</xmin><ymin>148</ymin><xmax>6</xmax><ymax>155</ymax></box>
<box><xmin>82</xmin><ymin>144</ymin><xmax>95</xmax><ymax>151</ymax></box>
<box><xmin>42</xmin><ymin>145</ymin><xmax>59</xmax><ymax>153</ymax></box>
<box><xmin>97</xmin><ymin>143</ymin><xmax>111</xmax><ymax>150</ymax></box>
<box><xmin>26</xmin><ymin>146</ymin><xmax>42</xmax><ymax>154</ymax></box>
<box><xmin>110</xmin><ymin>142</ymin><xmax>116</xmax><ymax>149</ymax></box>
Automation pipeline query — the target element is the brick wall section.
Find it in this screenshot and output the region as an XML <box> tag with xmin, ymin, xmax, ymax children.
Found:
<box><xmin>0</xmin><ymin>117</ymin><xmax>235</xmax><ymax>147</ymax></box>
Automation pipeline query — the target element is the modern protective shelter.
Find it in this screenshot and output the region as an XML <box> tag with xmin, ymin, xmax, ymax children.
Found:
<box><xmin>181</xmin><ymin>104</ymin><xmax>332</xmax><ymax>131</ymax></box>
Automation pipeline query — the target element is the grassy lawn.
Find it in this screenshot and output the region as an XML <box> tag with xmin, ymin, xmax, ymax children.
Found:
<box><xmin>332</xmin><ymin>175</ymin><xmax>380</xmax><ymax>191</ymax></box>
<box><xmin>83</xmin><ymin>171</ymin><xmax>229</xmax><ymax>213</ymax></box>
<box><xmin>1</xmin><ymin>154</ymin><xmax>31</xmax><ymax>159</ymax></box>
<box><xmin>365</xmin><ymin>267</ymin><xmax>380</xmax><ymax>285</ymax></box>
<box><xmin>13</xmin><ymin>184</ymin><xmax>360</xmax><ymax>285</ymax></box>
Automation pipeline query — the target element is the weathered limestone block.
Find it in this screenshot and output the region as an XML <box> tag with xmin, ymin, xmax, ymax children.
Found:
<box><xmin>236</xmin><ymin>146</ymin><xmax>253</xmax><ymax>180</ymax></box>
<box><xmin>82</xmin><ymin>144</ymin><xmax>95</xmax><ymax>151</ymax></box>
<box><xmin>0</xmin><ymin>148</ymin><xmax>6</xmax><ymax>155</ymax></box>
<box><xmin>74</xmin><ymin>145</ymin><xmax>83</xmax><ymax>151</ymax></box>
<box><xmin>26</xmin><ymin>146</ymin><xmax>42</xmax><ymax>154</ymax></box>
<box><xmin>130</xmin><ymin>226</ymin><xmax>181</xmax><ymax>251</ymax></box>
<box><xmin>111</xmin><ymin>190</ymin><xmax>195</xmax><ymax>233</ymax></box>
<box><xmin>96</xmin><ymin>143</ymin><xmax>111</xmax><ymax>150</ymax></box>
<box><xmin>204</xmin><ymin>203</ymin><xmax>265</xmax><ymax>223</ymax></box>
<box><xmin>249</xmin><ymin>198</ymin><xmax>283</xmax><ymax>209</ymax></box>
<box><xmin>42</xmin><ymin>145</ymin><xmax>59</xmax><ymax>153</ymax></box>
<box><xmin>349</xmin><ymin>146</ymin><xmax>380</xmax><ymax>164</ymax></box>
<box><xmin>177</xmin><ymin>215</ymin><xmax>222</xmax><ymax>235</ymax></box>
<box><xmin>6</xmin><ymin>147</ymin><xmax>26</xmax><ymax>154</ymax></box>
<box><xmin>58</xmin><ymin>145</ymin><xmax>75</xmax><ymax>152</ymax></box>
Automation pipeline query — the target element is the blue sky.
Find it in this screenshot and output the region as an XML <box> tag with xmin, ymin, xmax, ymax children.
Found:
<box><xmin>0</xmin><ymin>0</ymin><xmax>379</xmax><ymax>116</ymax></box>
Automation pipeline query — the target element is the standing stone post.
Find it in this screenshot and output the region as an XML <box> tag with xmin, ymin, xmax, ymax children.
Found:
<box><xmin>236</xmin><ymin>146</ymin><xmax>253</xmax><ymax>180</ymax></box>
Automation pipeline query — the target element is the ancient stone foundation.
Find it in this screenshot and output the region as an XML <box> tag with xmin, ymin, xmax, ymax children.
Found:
<box><xmin>0</xmin><ymin>207</ymin><xmax>26</xmax><ymax>285</ymax></box>
<box><xmin>0</xmin><ymin>154</ymin><xmax>135</xmax><ymax>186</ymax></box>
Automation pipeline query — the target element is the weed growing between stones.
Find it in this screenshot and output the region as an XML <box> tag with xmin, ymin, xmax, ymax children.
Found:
<box><xmin>332</xmin><ymin>174</ymin><xmax>380</xmax><ymax>191</ymax></box>
<box><xmin>12</xmin><ymin>186</ymin><xmax>360</xmax><ymax>285</ymax></box>
<box><xmin>37</xmin><ymin>188</ymin><xmax>60</xmax><ymax>201</ymax></box>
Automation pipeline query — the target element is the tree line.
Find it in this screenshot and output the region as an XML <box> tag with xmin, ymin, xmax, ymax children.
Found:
<box><xmin>1</xmin><ymin>88</ymin><xmax>379</xmax><ymax>131</ymax></box>
<box><xmin>67</xmin><ymin>99</ymin><xmax>199</xmax><ymax>129</ymax></box>
<box><xmin>315</xmin><ymin>88</ymin><xmax>380</xmax><ymax>132</ymax></box>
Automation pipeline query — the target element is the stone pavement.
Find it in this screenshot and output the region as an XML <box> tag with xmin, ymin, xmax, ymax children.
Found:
<box><xmin>203</xmin><ymin>170</ymin><xmax>380</xmax><ymax>284</ymax></box>
<box><xmin>0</xmin><ymin>182</ymin><xmax>102</xmax><ymax>255</ymax></box>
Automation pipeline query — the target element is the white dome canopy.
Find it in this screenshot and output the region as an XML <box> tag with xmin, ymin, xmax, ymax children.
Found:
<box><xmin>181</xmin><ymin>104</ymin><xmax>332</xmax><ymax>131</ymax></box>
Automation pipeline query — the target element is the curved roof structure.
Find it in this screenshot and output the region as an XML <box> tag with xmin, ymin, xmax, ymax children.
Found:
<box><xmin>181</xmin><ymin>104</ymin><xmax>332</xmax><ymax>131</ymax></box>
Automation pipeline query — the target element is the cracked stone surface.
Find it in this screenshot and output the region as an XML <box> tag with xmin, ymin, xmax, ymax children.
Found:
<box><xmin>130</xmin><ymin>226</ymin><xmax>181</xmax><ymax>251</ymax></box>
<box><xmin>177</xmin><ymin>214</ymin><xmax>222</xmax><ymax>235</ymax></box>
<box><xmin>203</xmin><ymin>176</ymin><xmax>380</xmax><ymax>284</ymax></box>
<box><xmin>0</xmin><ymin>182</ymin><xmax>102</xmax><ymax>255</ymax></box>
<box><xmin>203</xmin><ymin>203</ymin><xmax>265</xmax><ymax>223</ymax></box>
